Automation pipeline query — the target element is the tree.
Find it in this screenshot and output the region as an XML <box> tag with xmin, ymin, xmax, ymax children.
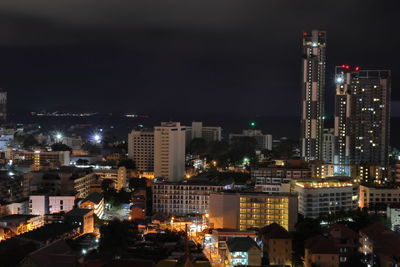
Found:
<box><xmin>118</xmin><ymin>159</ymin><xmax>136</xmax><ymax>170</ymax></box>
<box><xmin>187</xmin><ymin>138</ymin><xmax>208</xmax><ymax>156</ymax></box>
<box><xmin>228</xmin><ymin>136</ymin><xmax>257</xmax><ymax>164</ymax></box>
<box><xmin>51</xmin><ymin>143</ymin><xmax>72</xmax><ymax>151</ymax></box>
<box><xmin>82</xmin><ymin>142</ymin><xmax>101</xmax><ymax>155</ymax></box>
<box><xmin>272</xmin><ymin>139</ymin><xmax>299</xmax><ymax>159</ymax></box>
<box><xmin>99</xmin><ymin>219</ymin><xmax>138</xmax><ymax>258</ymax></box>
<box><xmin>208</xmin><ymin>141</ymin><xmax>230</xmax><ymax>166</ymax></box>
<box><xmin>101</xmin><ymin>179</ymin><xmax>115</xmax><ymax>192</ymax></box>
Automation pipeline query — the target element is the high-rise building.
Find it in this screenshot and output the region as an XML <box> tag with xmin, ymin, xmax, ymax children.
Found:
<box><xmin>301</xmin><ymin>30</ymin><xmax>327</xmax><ymax>161</ymax></box>
<box><xmin>128</xmin><ymin>130</ymin><xmax>154</xmax><ymax>172</ymax></box>
<box><xmin>185</xmin><ymin>122</ymin><xmax>222</xmax><ymax>144</ymax></box>
<box><xmin>0</xmin><ymin>90</ymin><xmax>6</xmax><ymax>123</ymax></box>
<box><xmin>334</xmin><ymin>66</ymin><xmax>391</xmax><ymax>167</ymax></box>
<box><xmin>154</xmin><ymin>122</ymin><xmax>186</xmax><ymax>181</ymax></box>
<box><xmin>322</xmin><ymin>128</ymin><xmax>335</xmax><ymax>163</ymax></box>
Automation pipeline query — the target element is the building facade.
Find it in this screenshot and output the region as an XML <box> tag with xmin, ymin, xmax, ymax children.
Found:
<box><xmin>251</xmin><ymin>166</ymin><xmax>311</xmax><ymax>181</ymax></box>
<box><xmin>94</xmin><ymin>166</ymin><xmax>127</xmax><ymax>191</ymax></box>
<box><xmin>322</xmin><ymin>128</ymin><xmax>335</xmax><ymax>164</ymax></box>
<box><xmin>29</xmin><ymin>195</ymin><xmax>75</xmax><ymax>215</ymax></box>
<box><xmin>359</xmin><ymin>185</ymin><xmax>400</xmax><ymax>209</ymax></box>
<box><xmin>154</xmin><ymin>122</ymin><xmax>186</xmax><ymax>181</ymax></box>
<box><xmin>152</xmin><ymin>181</ymin><xmax>224</xmax><ymax>215</ymax></box>
<box><xmin>128</xmin><ymin>130</ymin><xmax>154</xmax><ymax>172</ymax></box>
<box><xmin>295</xmin><ymin>180</ymin><xmax>358</xmax><ymax>218</ymax></box>
<box><xmin>334</xmin><ymin>66</ymin><xmax>391</xmax><ymax>167</ymax></box>
<box><xmin>209</xmin><ymin>191</ymin><xmax>298</xmax><ymax>231</ymax></box>
<box><xmin>301</xmin><ymin>30</ymin><xmax>327</xmax><ymax>161</ymax></box>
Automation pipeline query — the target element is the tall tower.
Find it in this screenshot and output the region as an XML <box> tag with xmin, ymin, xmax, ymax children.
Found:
<box><xmin>334</xmin><ymin>66</ymin><xmax>391</xmax><ymax>167</ymax></box>
<box><xmin>0</xmin><ymin>90</ymin><xmax>7</xmax><ymax>123</ymax></box>
<box><xmin>154</xmin><ymin>122</ymin><xmax>186</xmax><ymax>182</ymax></box>
<box><xmin>301</xmin><ymin>30</ymin><xmax>326</xmax><ymax>161</ymax></box>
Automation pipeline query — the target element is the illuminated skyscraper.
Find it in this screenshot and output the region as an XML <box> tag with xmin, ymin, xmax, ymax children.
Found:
<box><xmin>0</xmin><ymin>90</ymin><xmax>7</xmax><ymax>123</ymax></box>
<box><xmin>301</xmin><ymin>30</ymin><xmax>326</xmax><ymax>161</ymax></box>
<box><xmin>334</xmin><ymin>66</ymin><xmax>391</xmax><ymax>167</ymax></box>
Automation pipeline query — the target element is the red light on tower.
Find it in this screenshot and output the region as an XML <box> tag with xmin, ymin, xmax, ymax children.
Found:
<box><xmin>345</xmin><ymin>65</ymin><xmax>350</xmax><ymax>69</ymax></box>
<box><xmin>355</xmin><ymin>66</ymin><xmax>360</xmax><ymax>71</ymax></box>
<box><xmin>341</xmin><ymin>64</ymin><xmax>346</xmax><ymax>68</ymax></box>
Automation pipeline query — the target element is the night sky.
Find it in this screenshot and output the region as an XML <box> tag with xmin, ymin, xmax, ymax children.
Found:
<box><xmin>0</xmin><ymin>0</ymin><xmax>399</xmax><ymax>118</ymax></box>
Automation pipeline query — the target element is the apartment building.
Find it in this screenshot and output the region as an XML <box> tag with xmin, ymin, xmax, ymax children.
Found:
<box><xmin>152</xmin><ymin>179</ymin><xmax>225</xmax><ymax>215</ymax></box>
<box><xmin>94</xmin><ymin>166</ymin><xmax>127</xmax><ymax>191</ymax></box>
<box><xmin>209</xmin><ymin>191</ymin><xmax>298</xmax><ymax>231</ymax></box>
<box><xmin>295</xmin><ymin>180</ymin><xmax>358</xmax><ymax>218</ymax></box>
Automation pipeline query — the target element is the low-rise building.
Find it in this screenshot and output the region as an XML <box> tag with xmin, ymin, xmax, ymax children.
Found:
<box><xmin>226</xmin><ymin>237</ymin><xmax>262</xmax><ymax>266</ymax></box>
<box><xmin>359</xmin><ymin>185</ymin><xmax>400</xmax><ymax>210</ymax></box>
<box><xmin>209</xmin><ymin>191</ymin><xmax>298</xmax><ymax>231</ymax></box>
<box><xmin>387</xmin><ymin>203</ymin><xmax>400</xmax><ymax>232</ymax></box>
<box><xmin>20</xmin><ymin>150</ymin><xmax>70</xmax><ymax>171</ymax></box>
<box><xmin>325</xmin><ymin>224</ymin><xmax>359</xmax><ymax>265</ymax></box>
<box><xmin>359</xmin><ymin>223</ymin><xmax>400</xmax><ymax>267</ymax></box>
<box><xmin>259</xmin><ymin>223</ymin><xmax>292</xmax><ymax>266</ymax></box>
<box><xmin>64</xmin><ymin>208</ymin><xmax>94</xmax><ymax>234</ymax></box>
<box><xmin>0</xmin><ymin>214</ymin><xmax>44</xmax><ymax>239</ymax></box>
<box><xmin>29</xmin><ymin>195</ymin><xmax>75</xmax><ymax>215</ymax></box>
<box><xmin>152</xmin><ymin>179</ymin><xmax>225</xmax><ymax>215</ymax></box>
<box><xmin>26</xmin><ymin>167</ymin><xmax>97</xmax><ymax>198</ymax></box>
<box><xmin>94</xmin><ymin>166</ymin><xmax>127</xmax><ymax>191</ymax></box>
<box><xmin>2</xmin><ymin>199</ymin><xmax>28</xmax><ymax>215</ymax></box>
<box><xmin>295</xmin><ymin>180</ymin><xmax>358</xmax><ymax>218</ymax></box>
<box><xmin>251</xmin><ymin>165</ymin><xmax>311</xmax><ymax>181</ymax></box>
<box><xmin>208</xmin><ymin>229</ymin><xmax>257</xmax><ymax>258</ymax></box>
<box><xmin>304</xmin><ymin>235</ymin><xmax>339</xmax><ymax>267</ymax></box>
<box><xmin>80</xmin><ymin>193</ymin><xmax>104</xmax><ymax>219</ymax></box>
<box><xmin>254</xmin><ymin>177</ymin><xmax>291</xmax><ymax>193</ymax></box>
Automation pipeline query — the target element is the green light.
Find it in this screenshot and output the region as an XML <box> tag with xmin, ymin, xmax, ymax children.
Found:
<box><xmin>250</xmin><ymin>121</ymin><xmax>256</xmax><ymax>127</ymax></box>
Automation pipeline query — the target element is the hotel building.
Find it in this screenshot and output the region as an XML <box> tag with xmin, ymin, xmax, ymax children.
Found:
<box><xmin>295</xmin><ymin>180</ymin><xmax>358</xmax><ymax>218</ymax></box>
<box><xmin>209</xmin><ymin>191</ymin><xmax>298</xmax><ymax>231</ymax></box>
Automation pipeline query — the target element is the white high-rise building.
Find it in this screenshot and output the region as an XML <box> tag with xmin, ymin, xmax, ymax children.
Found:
<box><xmin>301</xmin><ymin>30</ymin><xmax>327</xmax><ymax>161</ymax></box>
<box><xmin>185</xmin><ymin>122</ymin><xmax>222</xmax><ymax>143</ymax></box>
<box><xmin>128</xmin><ymin>130</ymin><xmax>154</xmax><ymax>172</ymax></box>
<box><xmin>154</xmin><ymin>122</ymin><xmax>186</xmax><ymax>182</ymax></box>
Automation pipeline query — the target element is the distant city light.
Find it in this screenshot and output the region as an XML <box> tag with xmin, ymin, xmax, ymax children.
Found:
<box><xmin>250</xmin><ymin>121</ymin><xmax>256</xmax><ymax>127</ymax></box>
